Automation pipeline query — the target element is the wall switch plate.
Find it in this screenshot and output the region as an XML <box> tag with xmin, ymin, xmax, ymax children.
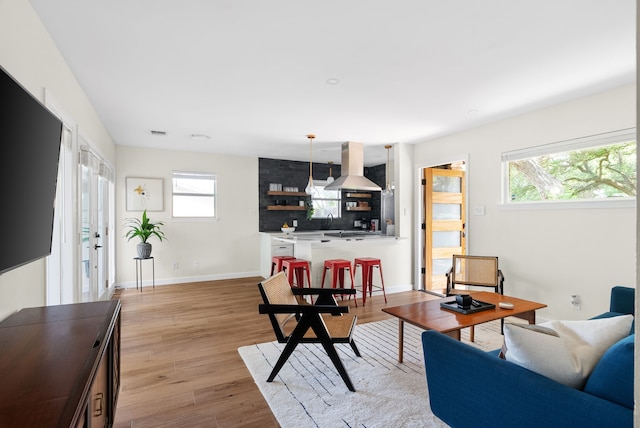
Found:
<box><xmin>472</xmin><ymin>206</ymin><xmax>486</xmax><ymax>216</ymax></box>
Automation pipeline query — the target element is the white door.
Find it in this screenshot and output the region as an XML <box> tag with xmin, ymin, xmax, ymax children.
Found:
<box><xmin>47</xmin><ymin>124</ymin><xmax>75</xmax><ymax>304</ymax></box>
<box><xmin>79</xmin><ymin>146</ymin><xmax>114</xmax><ymax>302</ymax></box>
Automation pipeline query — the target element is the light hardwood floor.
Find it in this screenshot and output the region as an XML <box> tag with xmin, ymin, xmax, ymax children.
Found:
<box><xmin>112</xmin><ymin>277</ymin><xmax>439</xmax><ymax>428</ymax></box>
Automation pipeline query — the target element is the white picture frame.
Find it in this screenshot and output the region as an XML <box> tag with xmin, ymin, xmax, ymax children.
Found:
<box><xmin>126</xmin><ymin>177</ymin><xmax>164</xmax><ymax>211</ymax></box>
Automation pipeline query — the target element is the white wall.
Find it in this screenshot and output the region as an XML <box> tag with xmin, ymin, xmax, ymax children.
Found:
<box><xmin>413</xmin><ymin>84</ymin><xmax>636</xmax><ymax>321</ymax></box>
<box><xmin>0</xmin><ymin>0</ymin><xmax>116</xmax><ymax>320</ymax></box>
<box><xmin>115</xmin><ymin>146</ymin><xmax>260</xmax><ymax>286</ymax></box>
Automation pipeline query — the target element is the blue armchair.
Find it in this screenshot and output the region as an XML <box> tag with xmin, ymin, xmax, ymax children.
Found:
<box><xmin>422</xmin><ymin>286</ymin><xmax>635</xmax><ymax>428</ymax></box>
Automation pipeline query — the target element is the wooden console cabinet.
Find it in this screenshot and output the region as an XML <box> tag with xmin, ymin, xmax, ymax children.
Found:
<box><xmin>0</xmin><ymin>300</ymin><xmax>121</xmax><ymax>427</ymax></box>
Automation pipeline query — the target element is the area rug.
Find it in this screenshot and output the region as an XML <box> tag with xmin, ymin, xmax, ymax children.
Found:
<box><xmin>238</xmin><ymin>318</ymin><xmax>504</xmax><ymax>428</ymax></box>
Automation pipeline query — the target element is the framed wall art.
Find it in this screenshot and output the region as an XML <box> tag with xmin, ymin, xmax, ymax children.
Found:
<box><xmin>126</xmin><ymin>177</ymin><xmax>164</xmax><ymax>211</ymax></box>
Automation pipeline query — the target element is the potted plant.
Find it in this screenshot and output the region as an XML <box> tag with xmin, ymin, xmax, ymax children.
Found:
<box><xmin>124</xmin><ymin>210</ymin><xmax>166</xmax><ymax>258</ymax></box>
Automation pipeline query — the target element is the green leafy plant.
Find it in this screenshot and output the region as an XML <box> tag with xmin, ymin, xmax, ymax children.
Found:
<box><xmin>305</xmin><ymin>200</ymin><xmax>315</xmax><ymax>220</ymax></box>
<box><xmin>124</xmin><ymin>210</ymin><xmax>166</xmax><ymax>243</ymax></box>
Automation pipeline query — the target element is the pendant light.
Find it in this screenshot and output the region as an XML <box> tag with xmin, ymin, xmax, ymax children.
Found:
<box><xmin>304</xmin><ymin>134</ymin><xmax>317</xmax><ymax>195</ymax></box>
<box><xmin>326</xmin><ymin>161</ymin><xmax>335</xmax><ymax>183</ymax></box>
<box><xmin>382</xmin><ymin>145</ymin><xmax>393</xmax><ymax>195</ymax></box>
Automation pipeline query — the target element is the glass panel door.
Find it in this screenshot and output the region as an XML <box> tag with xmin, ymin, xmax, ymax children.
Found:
<box><xmin>423</xmin><ymin>166</ymin><xmax>466</xmax><ymax>294</ymax></box>
<box><xmin>80</xmin><ymin>149</ymin><xmax>98</xmax><ymax>302</ymax></box>
<box><xmin>79</xmin><ymin>148</ymin><xmax>114</xmax><ymax>301</ymax></box>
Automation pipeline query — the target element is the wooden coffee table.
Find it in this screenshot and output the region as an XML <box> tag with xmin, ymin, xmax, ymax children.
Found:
<box><xmin>382</xmin><ymin>291</ymin><xmax>547</xmax><ymax>362</ymax></box>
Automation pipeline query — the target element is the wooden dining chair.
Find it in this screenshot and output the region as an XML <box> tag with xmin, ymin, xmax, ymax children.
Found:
<box><xmin>446</xmin><ymin>255</ymin><xmax>504</xmax><ymax>341</ymax></box>
<box><xmin>258</xmin><ymin>271</ymin><xmax>361</xmax><ymax>391</ymax></box>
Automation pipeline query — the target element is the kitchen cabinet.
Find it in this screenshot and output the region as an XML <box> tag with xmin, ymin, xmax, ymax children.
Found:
<box><xmin>266</xmin><ymin>190</ymin><xmax>307</xmax><ymax>211</ymax></box>
<box><xmin>260</xmin><ymin>233</ymin><xmax>294</xmax><ymax>277</ymax></box>
<box><xmin>272</xmin><ymin>241</ymin><xmax>294</xmax><ymax>257</ymax></box>
<box><xmin>0</xmin><ymin>300</ymin><xmax>121</xmax><ymax>427</ymax></box>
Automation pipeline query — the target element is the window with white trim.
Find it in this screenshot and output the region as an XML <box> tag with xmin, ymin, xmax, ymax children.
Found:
<box><xmin>311</xmin><ymin>180</ymin><xmax>342</xmax><ymax>218</ymax></box>
<box><xmin>172</xmin><ymin>171</ymin><xmax>216</xmax><ymax>218</ymax></box>
<box><xmin>502</xmin><ymin>129</ymin><xmax>636</xmax><ymax>204</ymax></box>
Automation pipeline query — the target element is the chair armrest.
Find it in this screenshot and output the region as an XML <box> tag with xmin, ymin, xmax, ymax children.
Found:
<box><xmin>258</xmin><ymin>304</ymin><xmax>348</xmax><ymax>315</ymax></box>
<box><xmin>422</xmin><ymin>331</ymin><xmax>632</xmax><ymax>428</ymax></box>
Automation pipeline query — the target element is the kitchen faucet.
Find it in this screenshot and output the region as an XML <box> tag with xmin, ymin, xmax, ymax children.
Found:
<box><xmin>325</xmin><ymin>213</ymin><xmax>333</xmax><ymax>229</ymax></box>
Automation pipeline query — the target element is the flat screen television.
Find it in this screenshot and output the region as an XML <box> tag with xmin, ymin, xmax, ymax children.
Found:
<box><xmin>0</xmin><ymin>66</ymin><xmax>63</xmax><ymax>275</ymax></box>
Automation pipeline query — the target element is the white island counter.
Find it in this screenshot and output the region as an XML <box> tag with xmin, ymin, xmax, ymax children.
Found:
<box><xmin>260</xmin><ymin>231</ymin><xmax>412</xmax><ymax>295</ymax></box>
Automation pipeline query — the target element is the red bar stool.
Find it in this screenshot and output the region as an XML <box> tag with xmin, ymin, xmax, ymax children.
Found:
<box><xmin>271</xmin><ymin>255</ymin><xmax>295</xmax><ymax>276</ymax></box>
<box><xmin>321</xmin><ymin>259</ymin><xmax>357</xmax><ymax>307</ymax></box>
<box><xmin>281</xmin><ymin>258</ymin><xmax>312</xmax><ymax>291</ymax></box>
<box><xmin>354</xmin><ymin>257</ymin><xmax>387</xmax><ymax>305</ymax></box>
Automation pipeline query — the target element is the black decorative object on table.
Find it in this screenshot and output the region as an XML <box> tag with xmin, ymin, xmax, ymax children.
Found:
<box><xmin>440</xmin><ymin>298</ymin><xmax>495</xmax><ymax>315</ymax></box>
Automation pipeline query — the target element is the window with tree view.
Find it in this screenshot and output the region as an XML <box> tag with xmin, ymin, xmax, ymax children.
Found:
<box><xmin>503</xmin><ymin>130</ymin><xmax>636</xmax><ymax>204</ymax></box>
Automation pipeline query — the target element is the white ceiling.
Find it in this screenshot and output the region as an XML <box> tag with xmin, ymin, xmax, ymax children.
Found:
<box><xmin>29</xmin><ymin>0</ymin><xmax>635</xmax><ymax>166</ymax></box>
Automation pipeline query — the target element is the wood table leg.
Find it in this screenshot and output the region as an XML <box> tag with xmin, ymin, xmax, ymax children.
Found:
<box><xmin>517</xmin><ymin>310</ymin><xmax>536</xmax><ymax>324</ymax></box>
<box><xmin>444</xmin><ymin>329</ymin><xmax>461</xmax><ymax>341</ymax></box>
<box><xmin>398</xmin><ymin>319</ymin><xmax>404</xmax><ymax>363</ymax></box>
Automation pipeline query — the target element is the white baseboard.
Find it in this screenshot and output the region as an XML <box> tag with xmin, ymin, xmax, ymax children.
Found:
<box><xmin>116</xmin><ymin>270</ymin><xmax>263</xmax><ymax>289</ymax></box>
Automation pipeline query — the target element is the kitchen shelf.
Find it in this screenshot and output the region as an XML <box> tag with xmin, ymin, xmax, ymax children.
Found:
<box><xmin>345</xmin><ymin>192</ymin><xmax>371</xmax><ymax>198</ymax></box>
<box><xmin>267</xmin><ymin>191</ymin><xmax>307</xmax><ymax>196</ymax></box>
<box><xmin>346</xmin><ymin>206</ymin><xmax>372</xmax><ymax>211</ymax></box>
<box><xmin>267</xmin><ymin>205</ymin><xmax>306</xmax><ymax>211</ymax></box>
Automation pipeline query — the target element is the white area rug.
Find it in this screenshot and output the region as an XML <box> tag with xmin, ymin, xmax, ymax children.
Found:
<box><xmin>239</xmin><ymin>318</ymin><xmax>504</xmax><ymax>428</ymax></box>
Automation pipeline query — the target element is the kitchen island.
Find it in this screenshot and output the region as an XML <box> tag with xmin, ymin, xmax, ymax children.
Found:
<box><xmin>260</xmin><ymin>231</ymin><xmax>412</xmax><ymax>295</ymax></box>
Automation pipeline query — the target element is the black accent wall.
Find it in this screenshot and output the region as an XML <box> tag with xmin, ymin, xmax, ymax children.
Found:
<box><xmin>259</xmin><ymin>158</ymin><xmax>385</xmax><ymax>232</ymax></box>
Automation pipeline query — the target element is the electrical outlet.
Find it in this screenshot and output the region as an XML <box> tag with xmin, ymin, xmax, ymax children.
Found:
<box><xmin>292</xmin><ymin>219</ymin><xmax>298</xmax><ymax>227</ymax></box>
<box><xmin>571</xmin><ymin>294</ymin><xmax>581</xmax><ymax>310</ymax></box>
<box><xmin>172</xmin><ymin>262</ymin><xmax>179</xmax><ymax>270</ymax></box>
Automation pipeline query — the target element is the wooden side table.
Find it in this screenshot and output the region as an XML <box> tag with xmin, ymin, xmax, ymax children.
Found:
<box><xmin>134</xmin><ymin>256</ymin><xmax>155</xmax><ymax>291</ymax></box>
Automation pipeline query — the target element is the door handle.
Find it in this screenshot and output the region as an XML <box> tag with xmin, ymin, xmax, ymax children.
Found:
<box><xmin>94</xmin><ymin>244</ymin><xmax>103</xmax><ymax>250</ymax></box>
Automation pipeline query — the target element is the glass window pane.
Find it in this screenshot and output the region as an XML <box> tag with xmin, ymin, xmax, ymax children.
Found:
<box><xmin>311</xmin><ymin>180</ymin><xmax>341</xmax><ymax>219</ymax></box>
<box><xmin>433</xmin><ymin>176</ymin><xmax>461</xmax><ymax>193</ymax></box>
<box><xmin>172</xmin><ymin>171</ymin><xmax>216</xmax><ymax>218</ymax></box>
<box><xmin>432</xmin><ymin>204</ymin><xmax>461</xmax><ymax>220</ymax></box>
<box><xmin>174</xmin><ymin>177</ymin><xmax>214</xmax><ymax>195</ymax></box>
<box><xmin>506</xmin><ymin>138</ymin><xmax>636</xmax><ymax>203</ymax></box>
<box><xmin>432</xmin><ymin>258</ymin><xmax>452</xmax><ymax>275</ymax></box>
<box><xmin>432</xmin><ymin>231</ymin><xmax>460</xmax><ymax>248</ymax></box>
<box><xmin>173</xmin><ymin>195</ymin><xmax>215</xmax><ymax>217</ymax></box>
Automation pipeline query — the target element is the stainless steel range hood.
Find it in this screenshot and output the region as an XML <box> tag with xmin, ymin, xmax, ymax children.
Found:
<box><xmin>324</xmin><ymin>141</ymin><xmax>382</xmax><ymax>191</ymax></box>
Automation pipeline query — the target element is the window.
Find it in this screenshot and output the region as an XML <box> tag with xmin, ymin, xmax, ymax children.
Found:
<box><xmin>172</xmin><ymin>171</ymin><xmax>216</xmax><ymax>218</ymax></box>
<box><xmin>310</xmin><ymin>180</ymin><xmax>341</xmax><ymax>219</ymax></box>
<box><xmin>502</xmin><ymin>129</ymin><xmax>636</xmax><ymax>205</ymax></box>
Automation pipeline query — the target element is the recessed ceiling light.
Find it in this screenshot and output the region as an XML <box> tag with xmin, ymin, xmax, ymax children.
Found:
<box><xmin>326</xmin><ymin>78</ymin><xmax>340</xmax><ymax>85</ymax></box>
<box><xmin>190</xmin><ymin>134</ymin><xmax>210</xmax><ymax>141</ymax></box>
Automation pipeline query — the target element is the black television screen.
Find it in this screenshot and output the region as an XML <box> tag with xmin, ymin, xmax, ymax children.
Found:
<box><xmin>0</xmin><ymin>66</ymin><xmax>63</xmax><ymax>275</ymax></box>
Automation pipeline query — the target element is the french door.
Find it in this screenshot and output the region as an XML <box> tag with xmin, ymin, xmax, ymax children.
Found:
<box><xmin>80</xmin><ymin>146</ymin><xmax>114</xmax><ymax>302</ymax></box>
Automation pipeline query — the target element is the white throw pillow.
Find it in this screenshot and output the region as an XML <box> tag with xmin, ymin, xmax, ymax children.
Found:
<box><xmin>502</xmin><ymin>315</ymin><xmax>633</xmax><ymax>389</ymax></box>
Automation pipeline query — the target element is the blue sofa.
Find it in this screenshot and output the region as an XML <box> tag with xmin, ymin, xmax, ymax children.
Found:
<box><xmin>422</xmin><ymin>286</ymin><xmax>635</xmax><ymax>428</ymax></box>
